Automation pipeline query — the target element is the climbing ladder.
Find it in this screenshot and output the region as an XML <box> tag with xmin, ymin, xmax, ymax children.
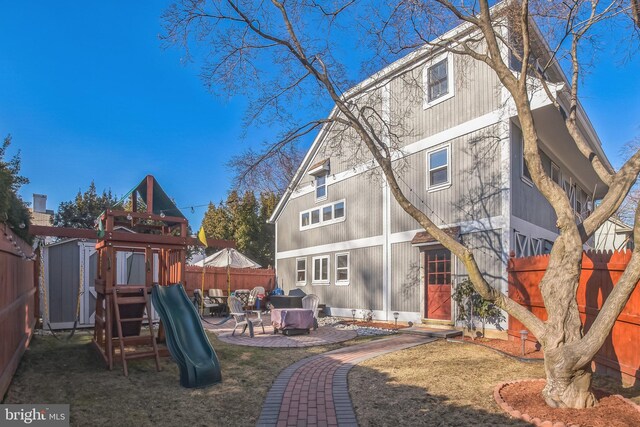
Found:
<box><xmin>112</xmin><ymin>287</ymin><xmax>161</xmax><ymax>377</ymax></box>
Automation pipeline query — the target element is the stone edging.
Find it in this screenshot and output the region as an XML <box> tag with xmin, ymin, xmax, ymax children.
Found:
<box><xmin>493</xmin><ymin>379</ymin><xmax>640</xmax><ymax>427</ymax></box>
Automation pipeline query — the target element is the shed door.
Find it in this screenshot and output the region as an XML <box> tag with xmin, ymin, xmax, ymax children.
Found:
<box><xmin>81</xmin><ymin>243</ymin><xmax>98</xmax><ymax>326</ymax></box>
<box><xmin>425</xmin><ymin>248</ymin><xmax>452</xmax><ymax>320</ymax></box>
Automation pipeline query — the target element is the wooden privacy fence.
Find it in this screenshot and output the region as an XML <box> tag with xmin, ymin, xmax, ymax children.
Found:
<box><xmin>0</xmin><ymin>224</ymin><xmax>36</xmax><ymax>398</ymax></box>
<box><xmin>508</xmin><ymin>250</ymin><xmax>640</xmax><ymax>385</ymax></box>
<box><xmin>184</xmin><ymin>266</ymin><xmax>276</xmax><ymax>294</ymax></box>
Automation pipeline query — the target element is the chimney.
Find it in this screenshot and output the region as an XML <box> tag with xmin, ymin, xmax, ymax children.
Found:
<box><xmin>33</xmin><ymin>194</ymin><xmax>47</xmax><ymax>213</ymax></box>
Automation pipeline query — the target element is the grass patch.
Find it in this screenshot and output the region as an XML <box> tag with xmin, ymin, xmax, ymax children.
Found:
<box><xmin>348</xmin><ymin>340</ymin><xmax>640</xmax><ymax>426</ymax></box>
<box><xmin>3</xmin><ymin>330</ymin><xmax>369</xmax><ymax>427</ymax></box>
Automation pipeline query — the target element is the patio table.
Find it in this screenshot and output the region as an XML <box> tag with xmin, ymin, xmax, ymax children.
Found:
<box><xmin>271</xmin><ymin>308</ymin><xmax>314</xmax><ymax>335</ymax></box>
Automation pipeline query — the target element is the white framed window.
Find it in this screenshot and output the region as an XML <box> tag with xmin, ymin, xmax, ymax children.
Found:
<box><xmin>300</xmin><ymin>200</ymin><xmax>346</xmax><ymax>231</ymax></box>
<box><xmin>315</xmin><ymin>175</ymin><xmax>327</xmax><ymax>201</ymax></box>
<box><xmin>296</xmin><ymin>258</ymin><xmax>307</xmax><ymax>286</ymax></box>
<box><xmin>423</xmin><ymin>53</ymin><xmax>454</xmax><ymax>108</ymax></box>
<box><xmin>521</xmin><ymin>139</ymin><xmax>533</xmax><ymax>186</ymax></box>
<box><xmin>427</xmin><ymin>145</ymin><xmax>450</xmax><ymax>191</ymax></box>
<box><xmin>312</xmin><ymin>255</ymin><xmax>330</xmax><ymax>285</ymax></box>
<box><xmin>301</xmin><ymin>212</ymin><xmax>310</xmax><ymax>228</ymax></box>
<box><xmin>335</xmin><ymin>253</ymin><xmax>350</xmax><ymax>286</ymax></box>
<box><xmin>334</xmin><ymin>201</ymin><xmax>345</xmax><ymax>219</ymax></box>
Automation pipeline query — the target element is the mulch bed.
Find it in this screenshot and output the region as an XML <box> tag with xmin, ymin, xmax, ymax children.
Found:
<box><xmin>496</xmin><ymin>379</ymin><xmax>640</xmax><ymax>427</ymax></box>
<box><xmin>340</xmin><ymin>320</ymin><xmax>408</xmax><ymax>330</ymax></box>
<box><xmin>460</xmin><ymin>336</ymin><xmax>544</xmax><ymax>359</ymax></box>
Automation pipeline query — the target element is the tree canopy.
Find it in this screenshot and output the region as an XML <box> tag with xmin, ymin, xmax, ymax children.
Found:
<box><xmin>201</xmin><ymin>190</ymin><xmax>277</xmax><ymax>267</ymax></box>
<box><xmin>53</xmin><ymin>182</ymin><xmax>117</xmax><ymax>229</ymax></box>
<box><xmin>0</xmin><ymin>135</ymin><xmax>31</xmax><ymax>243</ymax></box>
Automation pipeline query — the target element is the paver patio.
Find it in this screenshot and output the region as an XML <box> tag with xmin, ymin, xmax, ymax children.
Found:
<box><xmin>203</xmin><ymin>313</ymin><xmax>358</xmax><ymax>347</ymax></box>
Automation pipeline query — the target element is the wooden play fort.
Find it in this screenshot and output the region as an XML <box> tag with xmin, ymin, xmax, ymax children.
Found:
<box><xmin>29</xmin><ymin>175</ymin><xmax>233</xmax><ymax>378</ymax></box>
<box><xmin>92</xmin><ymin>176</ymin><xmax>188</xmax><ymax>376</ymax></box>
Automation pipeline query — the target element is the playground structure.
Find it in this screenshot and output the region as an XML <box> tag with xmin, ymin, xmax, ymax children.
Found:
<box><xmin>28</xmin><ymin>175</ymin><xmax>231</xmax><ymax>383</ymax></box>
<box><xmin>92</xmin><ymin>176</ymin><xmax>189</xmax><ymax>375</ymax></box>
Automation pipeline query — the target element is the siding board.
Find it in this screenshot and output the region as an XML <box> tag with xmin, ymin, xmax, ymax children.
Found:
<box><xmin>390</xmin><ymin>242</ymin><xmax>421</xmax><ymax>312</ymax></box>
<box><xmin>278</xmin><ymin>246</ymin><xmax>383</xmax><ymax>310</ymax></box>
<box><xmin>391</xmin><ymin>125</ymin><xmax>503</xmax><ymax>233</ymax></box>
<box><xmin>277</xmin><ymin>173</ymin><xmax>384</xmax><ymax>252</ymax></box>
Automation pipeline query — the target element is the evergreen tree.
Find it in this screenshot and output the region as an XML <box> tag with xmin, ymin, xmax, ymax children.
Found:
<box><xmin>257</xmin><ymin>191</ymin><xmax>278</xmax><ymax>267</ymax></box>
<box><xmin>0</xmin><ymin>135</ymin><xmax>31</xmax><ymax>242</ymax></box>
<box><xmin>199</xmin><ymin>190</ymin><xmax>279</xmax><ymax>267</ymax></box>
<box><xmin>54</xmin><ymin>181</ymin><xmax>117</xmax><ymax>228</ymax></box>
<box><xmin>234</xmin><ymin>191</ymin><xmax>261</xmax><ymax>262</ymax></box>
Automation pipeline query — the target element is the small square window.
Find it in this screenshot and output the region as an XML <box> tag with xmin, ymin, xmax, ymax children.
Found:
<box><xmin>301</xmin><ymin>212</ymin><xmax>310</xmax><ymax>227</ymax></box>
<box><xmin>427</xmin><ymin>146</ymin><xmax>450</xmax><ymax>189</ymax></box>
<box><xmin>323</xmin><ymin>206</ymin><xmax>332</xmax><ymax>221</ymax></box>
<box><xmin>334</xmin><ymin>202</ymin><xmax>344</xmax><ymax>218</ymax></box>
<box><xmin>311</xmin><ymin>209</ymin><xmax>320</xmax><ymax>224</ymax></box>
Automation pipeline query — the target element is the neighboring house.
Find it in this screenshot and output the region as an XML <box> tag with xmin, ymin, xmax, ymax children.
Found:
<box><xmin>594</xmin><ymin>217</ymin><xmax>633</xmax><ymax>251</ymax></box>
<box><xmin>268</xmin><ymin>13</ymin><xmax>612</xmax><ymax>328</ymax></box>
<box><xmin>29</xmin><ymin>193</ymin><xmax>54</xmax><ymax>226</ymax></box>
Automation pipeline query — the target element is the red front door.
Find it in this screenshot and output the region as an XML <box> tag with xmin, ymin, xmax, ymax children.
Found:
<box><xmin>425</xmin><ymin>248</ymin><xmax>452</xmax><ymax>320</ymax></box>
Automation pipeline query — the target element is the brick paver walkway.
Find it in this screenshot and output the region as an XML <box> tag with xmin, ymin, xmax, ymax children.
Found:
<box><xmin>256</xmin><ymin>334</ymin><xmax>435</xmax><ymax>427</ymax></box>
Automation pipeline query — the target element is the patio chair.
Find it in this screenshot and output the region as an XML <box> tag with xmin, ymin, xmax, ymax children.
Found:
<box><xmin>234</xmin><ymin>289</ymin><xmax>251</xmax><ymax>309</ymax></box>
<box><xmin>228</xmin><ymin>295</ymin><xmax>265</xmax><ymax>337</ymax></box>
<box><xmin>194</xmin><ymin>289</ymin><xmax>222</xmax><ymax>317</ymax></box>
<box><xmin>248</xmin><ymin>286</ymin><xmax>265</xmax><ymax>310</ymax></box>
<box><xmin>208</xmin><ymin>289</ymin><xmax>228</xmax><ymax>316</ymax></box>
<box><xmin>302</xmin><ymin>294</ymin><xmax>320</xmax><ymax>330</ymax></box>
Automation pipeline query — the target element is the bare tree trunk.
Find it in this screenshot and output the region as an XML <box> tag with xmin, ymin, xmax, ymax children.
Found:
<box><xmin>542</xmin><ymin>346</ymin><xmax>596</xmax><ymax>408</ymax></box>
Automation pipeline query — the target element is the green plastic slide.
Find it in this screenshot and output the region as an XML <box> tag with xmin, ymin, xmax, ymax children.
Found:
<box><xmin>151</xmin><ymin>283</ymin><xmax>222</xmax><ymax>388</ymax></box>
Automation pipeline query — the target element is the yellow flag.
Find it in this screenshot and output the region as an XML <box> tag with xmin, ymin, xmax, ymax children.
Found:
<box><xmin>197</xmin><ymin>226</ymin><xmax>208</xmax><ymax>247</ymax></box>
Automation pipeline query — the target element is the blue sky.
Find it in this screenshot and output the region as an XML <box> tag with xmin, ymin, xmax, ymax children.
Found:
<box><xmin>1</xmin><ymin>2</ymin><xmax>639</xmax><ymax>228</ymax></box>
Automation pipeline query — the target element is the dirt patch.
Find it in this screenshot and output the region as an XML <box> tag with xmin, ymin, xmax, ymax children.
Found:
<box><xmin>499</xmin><ymin>379</ymin><xmax>640</xmax><ymax>427</ymax></box>
<box><xmin>459</xmin><ymin>336</ymin><xmax>544</xmax><ymax>359</ymax></box>
<box><xmin>341</xmin><ymin>320</ymin><xmax>408</xmax><ymax>330</ymax></box>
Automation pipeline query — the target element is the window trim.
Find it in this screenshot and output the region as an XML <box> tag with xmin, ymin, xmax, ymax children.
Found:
<box><xmin>312</xmin><ymin>255</ymin><xmax>330</xmax><ymax>285</ymax></box>
<box><xmin>315</xmin><ymin>175</ymin><xmax>328</xmax><ymax>202</ymax></box>
<box><xmin>300</xmin><ymin>199</ymin><xmax>346</xmax><ymax>231</ymax></box>
<box><xmin>335</xmin><ymin>252</ymin><xmax>350</xmax><ymax>286</ymax></box>
<box><xmin>423</xmin><ymin>52</ymin><xmax>455</xmax><ymax>109</ymax></box>
<box><xmin>295</xmin><ymin>257</ymin><xmax>307</xmax><ymax>287</ymax></box>
<box><xmin>426</xmin><ymin>144</ymin><xmax>451</xmax><ymax>191</ymax></box>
